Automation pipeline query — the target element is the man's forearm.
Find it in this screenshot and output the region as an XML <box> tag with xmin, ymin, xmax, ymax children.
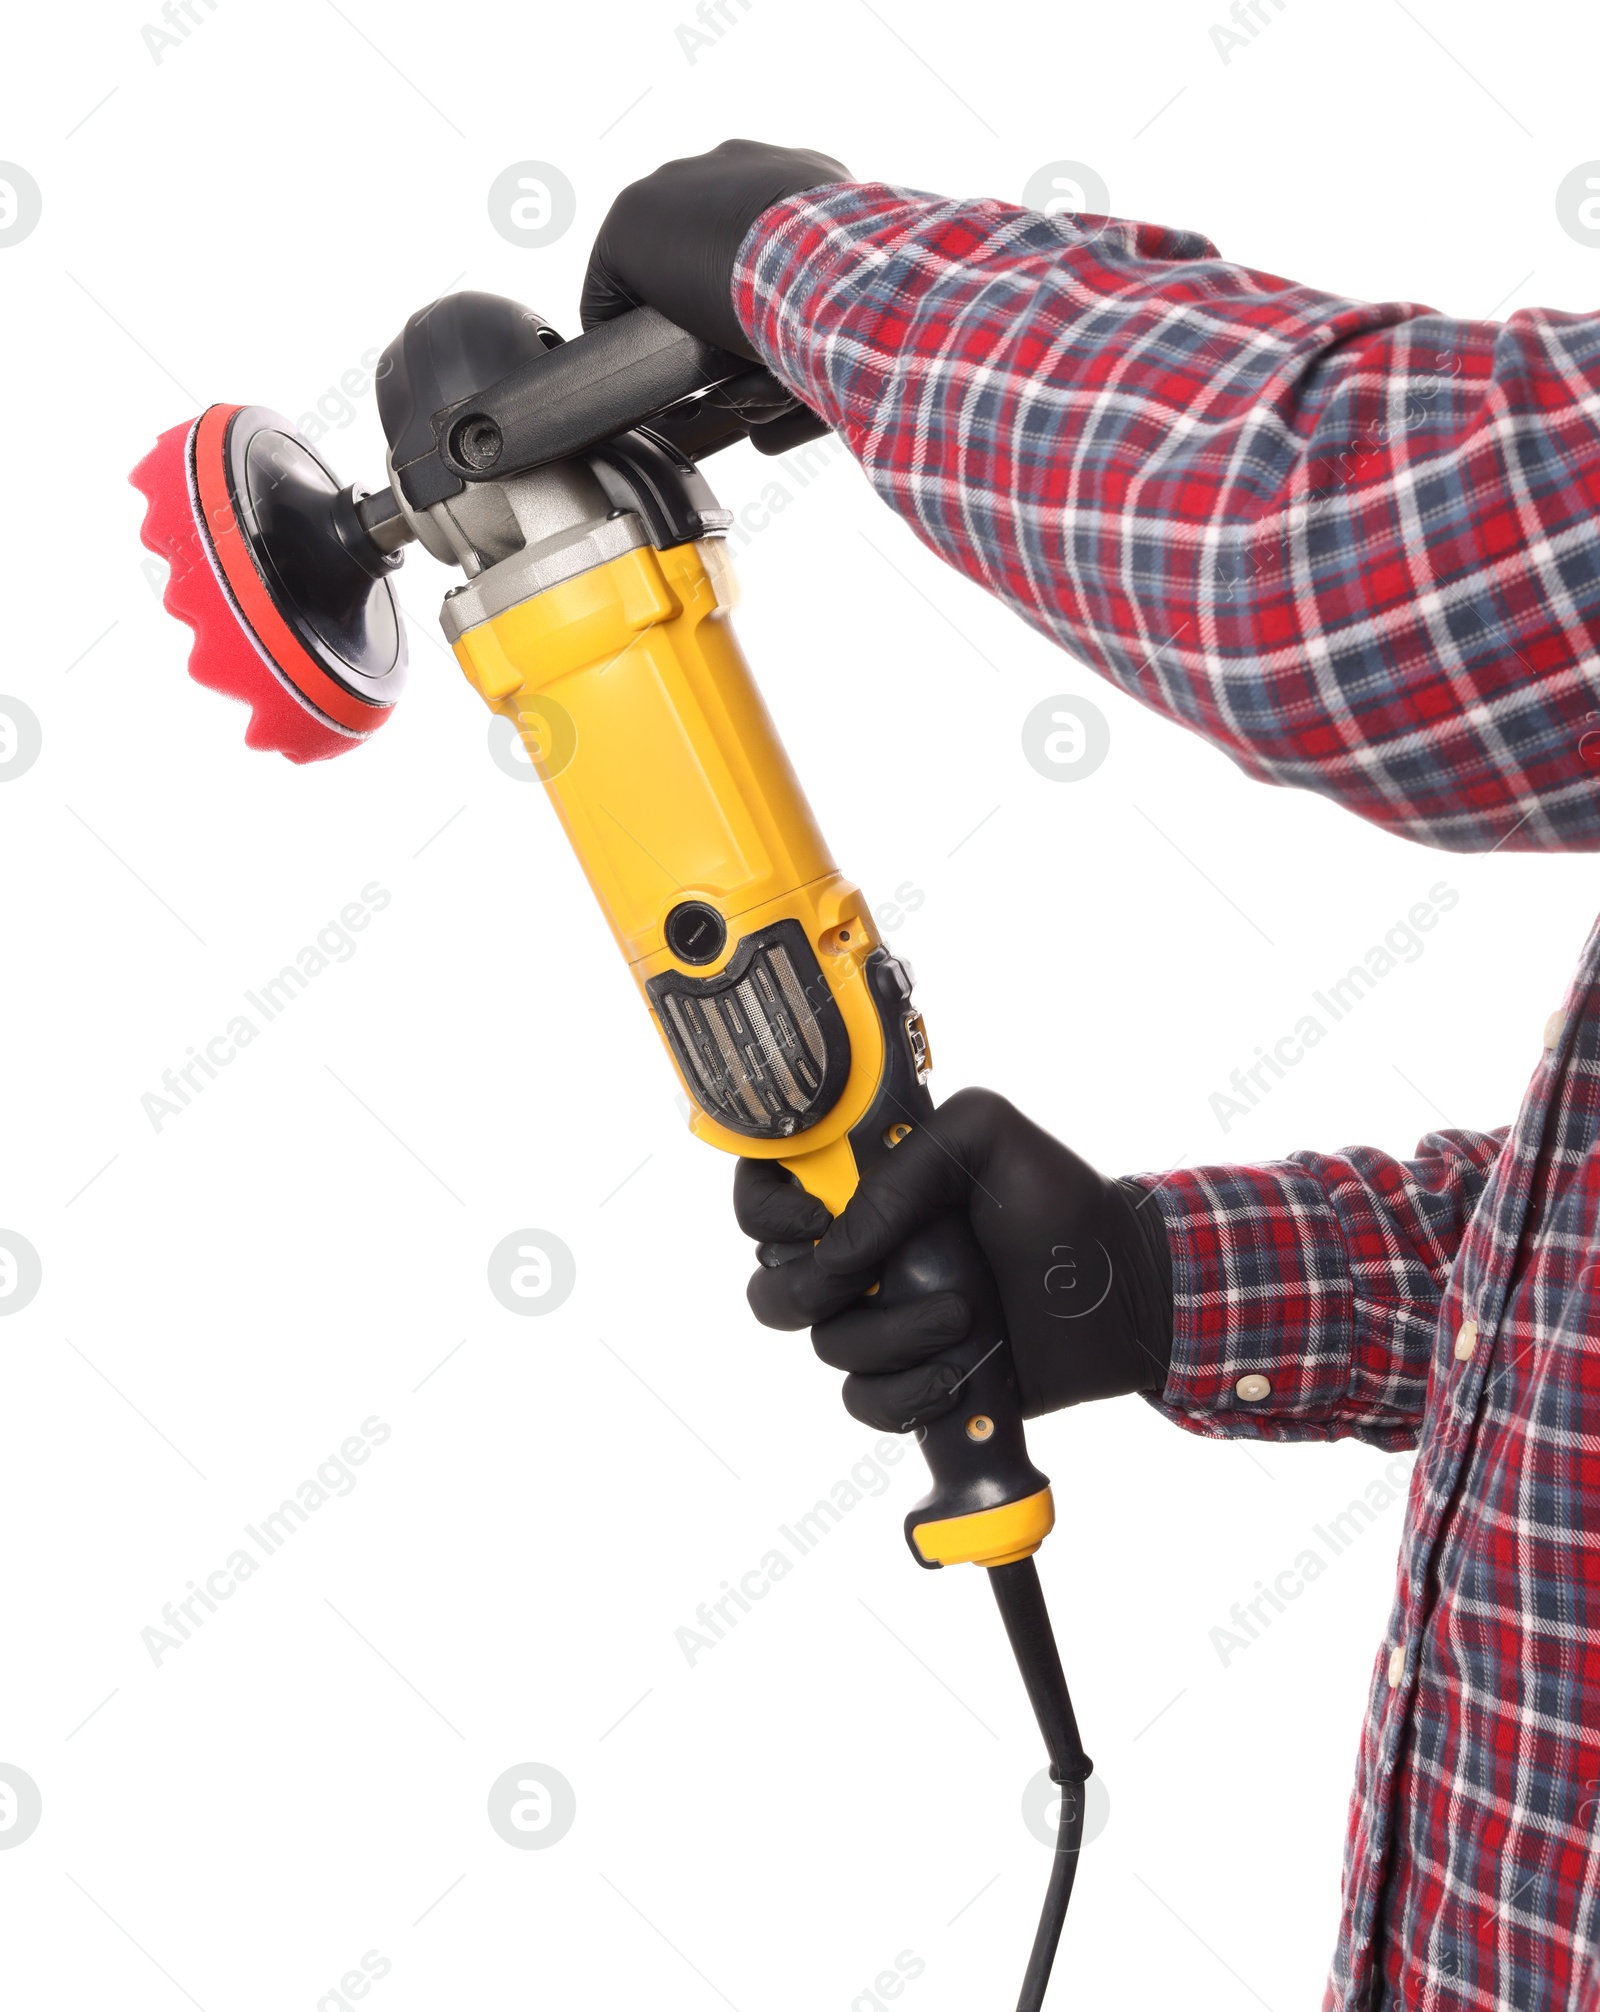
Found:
<box><xmin>733</xmin><ymin>183</ymin><xmax>1600</xmax><ymax>853</ymax></box>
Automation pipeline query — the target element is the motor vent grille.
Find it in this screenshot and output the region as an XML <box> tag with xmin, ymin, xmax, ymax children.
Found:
<box><xmin>647</xmin><ymin>919</ymin><xmax>852</xmax><ymax>1140</ymax></box>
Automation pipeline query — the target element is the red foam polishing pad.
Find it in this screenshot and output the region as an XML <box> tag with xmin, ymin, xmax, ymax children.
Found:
<box><xmin>130</xmin><ymin>411</ymin><xmax>391</xmax><ymax>764</ymax></box>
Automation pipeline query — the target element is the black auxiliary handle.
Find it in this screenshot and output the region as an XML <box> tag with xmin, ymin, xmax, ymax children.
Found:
<box><xmin>382</xmin><ymin>300</ymin><xmax>830</xmax><ymax>513</ymax></box>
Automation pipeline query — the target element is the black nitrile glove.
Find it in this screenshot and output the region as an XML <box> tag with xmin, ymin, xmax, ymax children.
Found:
<box><xmin>734</xmin><ymin>1087</ymin><xmax>1174</xmax><ymax>1429</ymax></box>
<box><xmin>580</xmin><ymin>138</ymin><xmax>853</xmax><ymax>360</ymax></box>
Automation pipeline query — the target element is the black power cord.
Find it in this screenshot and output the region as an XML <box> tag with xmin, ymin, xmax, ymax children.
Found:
<box><xmin>988</xmin><ymin>1558</ymin><xmax>1093</xmax><ymax>2012</ymax></box>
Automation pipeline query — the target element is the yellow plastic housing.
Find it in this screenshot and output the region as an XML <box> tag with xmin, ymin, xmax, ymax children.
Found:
<box><xmin>451</xmin><ymin>532</ymin><xmax>1054</xmax><ymax>1569</ymax></box>
<box><xmin>450</xmin><ymin>538</ymin><xmax>882</xmax><ymax>1212</ymax></box>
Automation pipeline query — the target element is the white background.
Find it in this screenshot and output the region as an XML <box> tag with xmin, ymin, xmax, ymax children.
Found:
<box><xmin>3</xmin><ymin>0</ymin><xmax>1599</xmax><ymax>2006</ymax></box>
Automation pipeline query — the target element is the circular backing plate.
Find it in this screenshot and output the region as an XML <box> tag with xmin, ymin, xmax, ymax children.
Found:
<box><xmin>223</xmin><ymin>406</ymin><xmax>407</xmax><ymax>709</ymax></box>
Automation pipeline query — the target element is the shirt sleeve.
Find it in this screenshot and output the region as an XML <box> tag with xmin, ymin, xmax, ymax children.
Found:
<box><xmin>1123</xmin><ymin>1128</ymin><xmax>1508</xmax><ymax>1448</ymax></box>
<box><xmin>732</xmin><ymin>184</ymin><xmax>1600</xmax><ymax>852</ymax></box>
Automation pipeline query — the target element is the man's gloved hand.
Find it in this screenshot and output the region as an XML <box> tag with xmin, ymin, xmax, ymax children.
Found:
<box><xmin>733</xmin><ymin>1088</ymin><xmax>1174</xmax><ymax>1429</ymax></box>
<box><xmin>580</xmin><ymin>138</ymin><xmax>853</xmax><ymax>360</ymax></box>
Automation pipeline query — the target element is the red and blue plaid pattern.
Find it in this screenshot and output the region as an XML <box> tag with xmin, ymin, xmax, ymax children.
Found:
<box><xmin>735</xmin><ymin>183</ymin><xmax>1600</xmax><ymax>854</ymax></box>
<box><xmin>736</xmin><ymin>185</ymin><xmax>1600</xmax><ymax>2009</ymax></box>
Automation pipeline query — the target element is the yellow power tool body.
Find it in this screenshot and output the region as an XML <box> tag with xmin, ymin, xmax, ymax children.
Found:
<box><xmin>133</xmin><ymin>292</ymin><xmax>1088</xmax><ymax>2010</ymax></box>
<box><xmin>451</xmin><ymin>529</ymin><xmax>1055</xmax><ymax>1573</ymax></box>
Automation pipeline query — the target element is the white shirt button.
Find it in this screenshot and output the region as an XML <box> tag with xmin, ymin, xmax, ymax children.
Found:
<box><xmin>1235</xmin><ymin>1373</ymin><xmax>1271</xmax><ymax>1403</ymax></box>
<box><xmin>1388</xmin><ymin>1643</ymin><xmax>1405</xmax><ymax>1685</ymax></box>
<box><xmin>1543</xmin><ymin>1010</ymin><xmax>1564</xmax><ymax>1051</ymax></box>
<box><xmin>1454</xmin><ymin>1321</ymin><xmax>1478</xmax><ymax>1362</ymax></box>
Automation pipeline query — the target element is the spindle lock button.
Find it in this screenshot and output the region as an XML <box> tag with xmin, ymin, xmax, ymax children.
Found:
<box><xmin>665</xmin><ymin>902</ymin><xmax>726</xmax><ymax>966</ymax></box>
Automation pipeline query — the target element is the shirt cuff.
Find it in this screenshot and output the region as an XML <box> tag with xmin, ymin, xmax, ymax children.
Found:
<box><xmin>730</xmin><ymin>182</ymin><xmax>901</xmax><ymax>413</ymax></box>
<box><xmin>1121</xmin><ymin>1161</ymin><xmax>1414</xmax><ymax>1448</ymax></box>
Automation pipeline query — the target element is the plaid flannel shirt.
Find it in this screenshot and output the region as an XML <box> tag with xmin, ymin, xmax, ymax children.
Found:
<box><xmin>734</xmin><ymin>183</ymin><xmax>1600</xmax><ymax>2011</ymax></box>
